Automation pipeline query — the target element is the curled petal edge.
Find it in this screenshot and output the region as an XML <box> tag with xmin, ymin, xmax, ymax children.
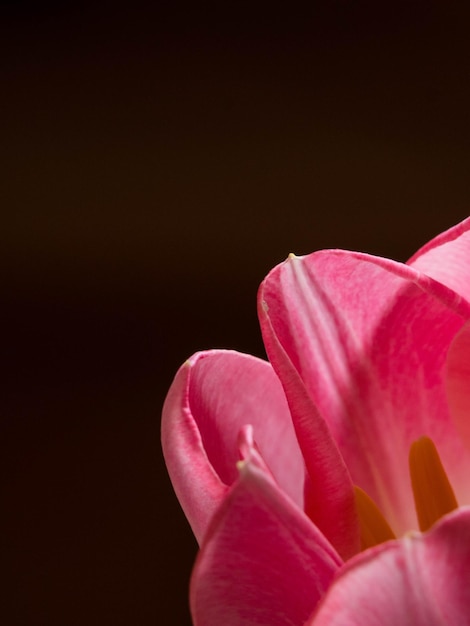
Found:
<box><xmin>162</xmin><ymin>349</ymin><xmax>305</xmax><ymax>543</ymax></box>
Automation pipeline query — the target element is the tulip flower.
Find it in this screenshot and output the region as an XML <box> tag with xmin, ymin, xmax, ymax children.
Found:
<box><xmin>162</xmin><ymin>217</ymin><xmax>470</xmax><ymax>625</ymax></box>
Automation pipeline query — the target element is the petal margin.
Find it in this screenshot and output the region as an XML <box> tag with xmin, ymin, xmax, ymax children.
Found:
<box><xmin>161</xmin><ymin>349</ymin><xmax>304</xmax><ymax>543</ymax></box>
<box><xmin>309</xmin><ymin>508</ymin><xmax>470</xmax><ymax>625</ymax></box>
<box><xmin>190</xmin><ymin>456</ymin><xmax>342</xmax><ymax>626</ymax></box>
<box><xmin>408</xmin><ymin>216</ymin><xmax>470</xmax><ymax>304</ymax></box>
<box><xmin>259</xmin><ymin>251</ymin><xmax>470</xmax><ymax>535</ymax></box>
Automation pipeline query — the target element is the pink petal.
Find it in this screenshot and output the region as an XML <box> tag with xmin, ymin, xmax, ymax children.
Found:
<box><xmin>447</xmin><ymin>321</ymin><xmax>470</xmax><ymax>458</ymax></box>
<box><xmin>190</xmin><ymin>455</ymin><xmax>342</xmax><ymax>626</ymax></box>
<box><xmin>310</xmin><ymin>508</ymin><xmax>470</xmax><ymax>625</ymax></box>
<box><xmin>259</xmin><ymin>251</ymin><xmax>470</xmax><ymax>536</ymax></box>
<box><xmin>161</xmin><ymin>349</ymin><xmax>304</xmax><ymax>543</ymax></box>
<box><xmin>408</xmin><ymin>217</ymin><xmax>470</xmax><ymax>303</ymax></box>
<box><xmin>259</xmin><ymin>292</ymin><xmax>360</xmax><ymax>560</ymax></box>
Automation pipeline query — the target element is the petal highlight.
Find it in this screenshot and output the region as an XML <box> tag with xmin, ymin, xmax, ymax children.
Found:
<box><xmin>408</xmin><ymin>217</ymin><xmax>470</xmax><ymax>304</ymax></box>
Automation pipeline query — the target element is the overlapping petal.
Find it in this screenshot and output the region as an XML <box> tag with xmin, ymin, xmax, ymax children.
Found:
<box><xmin>161</xmin><ymin>349</ymin><xmax>304</xmax><ymax>543</ymax></box>
<box><xmin>162</xmin><ymin>217</ymin><xmax>470</xmax><ymax>626</ymax></box>
<box><xmin>310</xmin><ymin>508</ymin><xmax>470</xmax><ymax>625</ymax></box>
<box><xmin>259</xmin><ymin>250</ymin><xmax>470</xmax><ymax>535</ymax></box>
<box><xmin>260</xmin><ymin>289</ymin><xmax>360</xmax><ymax>559</ymax></box>
<box><xmin>408</xmin><ymin>216</ymin><xmax>470</xmax><ymax>304</ymax></box>
<box><xmin>190</xmin><ymin>455</ymin><xmax>342</xmax><ymax>626</ymax></box>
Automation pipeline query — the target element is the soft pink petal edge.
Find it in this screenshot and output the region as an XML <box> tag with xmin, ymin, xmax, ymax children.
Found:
<box><xmin>161</xmin><ymin>349</ymin><xmax>305</xmax><ymax>543</ymax></box>
<box><xmin>190</xmin><ymin>454</ymin><xmax>342</xmax><ymax>626</ymax></box>
<box><xmin>408</xmin><ymin>216</ymin><xmax>470</xmax><ymax>304</ymax></box>
<box><xmin>162</xmin><ymin>354</ymin><xmax>225</xmax><ymax>543</ymax></box>
<box><xmin>308</xmin><ymin>507</ymin><xmax>470</xmax><ymax>625</ymax></box>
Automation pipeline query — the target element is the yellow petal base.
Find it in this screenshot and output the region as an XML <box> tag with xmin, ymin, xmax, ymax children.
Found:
<box><xmin>354</xmin><ymin>485</ymin><xmax>396</xmax><ymax>550</ymax></box>
<box><xmin>409</xmin><ymin>435</ymin><xmax>458</xmax><ymax>532</ymax></box>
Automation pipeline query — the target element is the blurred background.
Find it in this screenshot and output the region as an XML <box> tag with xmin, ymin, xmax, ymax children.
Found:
<box><xmin>1</xmin><ymin>1</ymin><xmax>469</xmax><ymax>624</ymax></box>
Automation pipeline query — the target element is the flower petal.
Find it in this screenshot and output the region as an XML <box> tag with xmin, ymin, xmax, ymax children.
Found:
<box><xmin>161</xmin><ymin>349</ymin><xmax>304</xmax><ymax>543</ymax></box>
<box><xmin>310</xmin><ymin>508</ymin><xmax>470</xmax><ymax>625</ymax></box>
<box><xmin>446</xmin><ymin>320</ymin><xmax>470</xmax><ymax>456</ymax></box>
<box><xmin>408</xmin><ymin>216</ymin><xmax>470</xmax><ymax>303</ymax></box>
<box><xmin>190</xmin><ymin>455</ymin><xmax>341</xmax><ymax>626</ymax></box>
<box><xmin>259</xmin><ymin>251</ymin><xmax>470</xmax><ymax>535</ymax></box>
<box><xmin>259</xmin><ymin>291</ymin><xmax>360</xmax><ymax>559</ymax></box>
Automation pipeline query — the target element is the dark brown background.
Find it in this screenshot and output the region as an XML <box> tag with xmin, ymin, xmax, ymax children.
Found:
<box><xmin>2</xmin><ymin>2</ymin><xmax>469</xmax><ymax>624</ymax></box>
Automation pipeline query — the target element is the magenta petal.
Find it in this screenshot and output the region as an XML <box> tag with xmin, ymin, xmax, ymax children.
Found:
<box><xmin>408</xmin><ymin>217</ymin><xmax>470</xmax><ymax>303</ymax></box>
<box><xmin>447</xmin><ymin>322</ymin><xmax>470</xmax><ymax>477</ymax></box>
<box><xmin>310</xmin><ymin>508</ymin><xmax>470</xmax><ymax>625</ymax></box>
<box><xmin>259</xmin><ymin>251</ymin><xmax>470</xmax><ymax>535</ymax></box>
<box><xmin>190</xmin><ymin>457</ymin><xmax>342</xmax><ymax>626</ymax></box>
<box><xmin>161</xmin><ymin>349</ymin><xmax>304</xmax><ymax>543</ymax></box>
<box><xmin>259</xmin><ymin>293</ymin><xmax>360</xmax><ymax>559</ymax></box>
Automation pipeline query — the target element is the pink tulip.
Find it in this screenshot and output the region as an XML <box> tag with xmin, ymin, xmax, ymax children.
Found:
<box><xmin>162</xmin><ymin>218</ymin><xmax>470</xmax><ymax>625</ymax></box>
